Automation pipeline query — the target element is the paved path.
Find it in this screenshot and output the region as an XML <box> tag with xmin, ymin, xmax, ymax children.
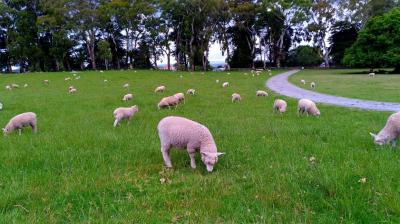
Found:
<box><xmin>266</xmin><ymin>70</ymin><xmax>400</xmax><ymax>112</ymax></box>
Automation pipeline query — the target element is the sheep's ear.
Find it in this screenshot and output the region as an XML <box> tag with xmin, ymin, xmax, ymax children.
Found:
<box><xmin>370</xmin><ymin>132</ymin><xmax>377</xmax><ymax>138</ymax></box>
<box><xmin>217</xmin><ymin>152</ymin><xmax>225</xmax><ymax>157</ymax></box>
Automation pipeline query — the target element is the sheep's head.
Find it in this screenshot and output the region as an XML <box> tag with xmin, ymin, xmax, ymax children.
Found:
<box><xmin>370</xmin><ymin>132</ymin><xmax>387</xmax><ymax>145</ymax></box>
<box><xmin>2</xmin><ymin>127</ymin><xmax>10</xmax><ymax>135</ymax></box>
<box><xmin>201</xmin><ymin>152</ymin><xmax>225</xmax><ymax>172</ymax></box>
<box><xmin>131</xmin><ymin>105</ymin><xmax>138</xmax><ymax>112</ymax></box>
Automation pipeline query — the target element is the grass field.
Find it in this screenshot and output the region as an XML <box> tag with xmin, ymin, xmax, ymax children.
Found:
<box><xmin>1</xmin><ymin>69</ymin><xmax>400</xmax><ymax>223</ymax></box>
<box><xmin>289</xmin><ymin>69</ymin><xmax>400</xmax><ymax>102</ymax></box>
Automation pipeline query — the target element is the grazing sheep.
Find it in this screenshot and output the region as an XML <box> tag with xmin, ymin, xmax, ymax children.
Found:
<box><xmin>187</xmin><ymin>89</ymin><xmax>196</xmax><ymax>95</ymax></box>
<box><xmin>123</xmin><ymin>93</ymin><xmax>133</xmax><ymax>102</ymax></box>
<box><xmin>11</xmin><ymin>84</ymin><xmax>19</xmax><ymax>88</ymax></box>
<box><xmin>301</xmin><ymin>79</ymin><xmax>306</xmax><ymax>85</ymax></box>
<box><xmin>0</xmin><ymin>102</ymin><xmax>2</xmax><ymax>110</ymax></box>
<box><xmin>100</xmin><ymin>70</ymin><xmax>104</xmax><ymax>73</ymax></box>
<box><xmin>370</xmin><ymin>112</ymin><xmax>400</xmax><ymax>147</ymax></box>
<box><xmin>173</xmin><ymin>93</ymin><xmax>185</xmax><ymax>104</ymax></box>
<box><xmin>310</xmin><ymin>82</ymin><xmax>316</xmax><ymax>89</ymax></box>
<box><xmin>157</xmin><ymin>116</ymin><xmax>225</xmax><ymax>172</ymax></box>
<box><xmin>75</xmin><ymin>76</ymin><xmax>80</xmax><ymax>80</ymax></box>
<box><xmin>232</xmin><ymin>93</ymin><xmax>241</xmax><ymax>102</ymax></box>
<box><xmin>3</xmin><ymin>112</ymin><xmax>37</xmax><ymax>135</ymax></box>
<box><xmin>256</xmin><ymin>90</ymin><xmax>268</xmax><ymax>97</ymax></box>
<box><xmin>72</xmin><ymin>73</ymin><xmax>77</xmax><ymax>77</ymax></box>
<box><xmin>256</xmin><ymin>71</ymin><xmax>261</xmax><ymax>76</ymax></box>
<box><xmin>369</xmin><ymin>72</ymin><xmax>375</xmax><ymax>77</ymax></box>
<box><xmin>155</xmin><ymin>85</ymin><xmax>166</xmax><ymax>93</ymax></box>
<box><xmin>65</xmin><ymin>77</ymin><xmax>71</xmax><ymax>81</ymax></box>
<box><xmin>123</xmin><ymin>83</ymin><xmax>129</xmax><ymax>89</ymax></box>
<box><xmin>104</xmin><ymin>79</ymin><xmax>108</xmax><ymax>82</ymax></box>
<box><xmin>298</xmin><ymin>99</ymin><xmax>320</xmax><ymax>117</ymax></box>
<box><xmin>24</xmin><ymin>84</ymin><xmax>28</xmax><ymax>88</ymax></box>
<box><xmin>216</xmin><ymin>79</ymin><xmax>219</xmax><ymax>83</ymax></box>
<box><xmin>158</xmin><ymin>96</ymin><xmax>179</xmax><ymax>110</ymax></box>
<box><xmin>113</xmin><ymin>105</ymin><xmax>139</xmax><ymax>127</ymax></box>
<box><xmin>69</xmin><ymin>88</ymin><xmax>77</xmax><ymax>94</ymax></box>
<box><xmin>222</xmin><ymin>82</ymin><xmax>229</xmax><ymax>88</ymax></box>
<box><xmin>5</xmin><ymin>85</ymin><xmax>12</xmax><ymax>91</ymax></box>
<box><xmin>273</xmin><ymin>99</ymin><xmax>287</xmax><ymax>113</ymax></box>
<box><xmin>269</xmin><ymin>72</ymin><xmax>272</xmax><ymax>76</ymax></box>
<box><xmin>44</xmin><ymin>80</ymin><xmax>50</xmax><ymax>84</ymax></box>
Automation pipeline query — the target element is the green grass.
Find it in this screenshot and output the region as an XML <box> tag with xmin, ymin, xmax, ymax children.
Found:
<box><xmin>0</xmin><ymin>69</ymin><xmax>400</xmax><ymax>223</ymax></box>
<box><xmin>290</xmin><ymin>69</ymin><xmax>400</xmax><ymax>102</ymax></box>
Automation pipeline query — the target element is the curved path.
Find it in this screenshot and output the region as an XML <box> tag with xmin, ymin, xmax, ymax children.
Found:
<box><xmin>267</xmin><ymin>70</ymin><xmax>400</xmax><ymax>112</ymax></box>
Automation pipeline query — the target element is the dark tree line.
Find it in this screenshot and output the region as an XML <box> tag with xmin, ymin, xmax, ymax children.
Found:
<box><xmin>0</xmin><ymin>0</ymin><xmax>398</xmax><ymax>73</ymax></box>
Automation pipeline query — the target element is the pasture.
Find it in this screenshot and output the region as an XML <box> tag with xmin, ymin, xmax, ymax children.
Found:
<box><xmin>0</xmin><ymin>70</ymin><xmax>399</xmax><ymax>223</ymax></box>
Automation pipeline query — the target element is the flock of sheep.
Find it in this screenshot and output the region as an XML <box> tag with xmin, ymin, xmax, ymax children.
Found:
<box><xmin>1</xmin><ymin>70</ymin><xmax>397</xmax><ymax>172</ymax></box>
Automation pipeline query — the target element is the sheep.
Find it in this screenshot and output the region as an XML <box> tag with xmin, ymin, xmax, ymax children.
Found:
<box><xmin>75</xmin><ymin>76</ymin><xmax>80</xmax><ymax>80</ymax></box>
<box><xmin>65</xmin><ymin>77</ymin><xmax>71</xmax><ymax>81</ymax></box>
<box><xmin>113</xmin><ymin>105</ymin><xmax>139</xmax><ymax>127</ymax></box>
<box><xmin>122</xmin><ymin>93</ymin><xmax>133</xmax><ymax>102</ymax></box>
<box><xmin>0</xmin><ymin>102</ymin><xmax>2</xmax><ymax>110</ymax></box>
<box><xmin>297</xmin><ymin>99</ymin><xmax>320</xmax><ymax>117</ymax></box>
<box><xmin>273</xmin><ymin>99</ymin><xmax>287</xmax><ymax>113</ymax></box>
<box><xmin>301</xmin><ymin>79</ymin><xmax>306</xmax><ymax>85</ymax></box>
<box><xmin>3</xmin><ymin>112</ymin><xmax>37</xmax><ymax>135</ymax></box>
<box><xmin>11</xmin><ymin>84</ymin><xmax>20</xmax><ymax>88</ymax></box>
<box><xmin>216</xmin><ymin>79</ymin><xmax>219</xmax><ymax>83</ymax></box>
<box><xmin>158</xmin><ymin>96</ymin><xmax>179</xmax><ymax>110</ymax></box>
<box><xmin>369</xmin><ymin>72</ymin><xmax>375</xmax><ymax>77</ymax></box>
<box><xmin>222</xmin><ymin>82</ymin><xmax>229</xmax><ymax>88</ymax></box>
<box><xmin>232</xmin><ymin>93</ymin><xmax>241</xmax><ymax>102</ymax></box>
<box><xmin>187</xmin><ymin>89</ymin><xmax>196</xmax><ymax>95</ymax></box>
<box><xmin>310</xmin><ymin>82</ymin><xmax>316</xmax><ymax>89</ymax></box>
<box><xmin>155</xmin><ymin>85</ymin><xmax>166</xmax><ymax>93</ymax></box>
<box><xmin>104</xmin><ymin>79</ymin><xmax>108</xmax><ymax>82</ymax></box>
<box><xmin>123</xmin><ymin>83</ymin><xmax>129</xmax><ymax>89</ymax></box>
<box><xmin>72</xmin><ymin>73</ymin><xmax>77</xmax><ymax>77</ymax></box>
<box><xmin>5</xmin><ymin>85</ymin><xmax>12</xmax><ymax>91</ymax></box>
<box><xmin>44</xmin><ymin>80</ymin><xmax>50</xmax><ymax>84</ymax></box>
<box><xmin>256</xmin><ymin>90</ymin><xmax>268</xmax><ymax>97</ymax></box>
<box><xmin>173</xmin><ymin>93</ymin><xmax>185</xmax><ymax>104</ymax></box>
<box><xmin>68</xmin><ymin>86</ymin><xmax>77</xmax><ymax>94</ymax></box>
<box><xmin>157</xmin><ymin>116</ymin><xmax>225</xmax><ymax>172</ymax></box>
<box><xmin>256</xmin><ymin>71</ymin><xmax>261</xmax><ymax>76</ymax></box>
<box><xmin>100</xmin><ymin>70</ymin><xmax>104</xmax><ymax>73</ymax></box>
<box><xmin>370</xmin><ymin>111</ymin><xmax>400</xmax><ymax>147</ymax></box>
<box><xmin>24</xmin><ymin>84</ymin><xmax>28</xmax><ymax>88</ymax></box>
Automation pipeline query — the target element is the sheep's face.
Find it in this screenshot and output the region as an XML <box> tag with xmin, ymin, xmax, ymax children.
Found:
<box><xmin>2</xmin><ymin>128</ymin><xmax>10</xmax><ymax>135</ymax></box>
<box><xmin>201</xmin><ymin>152</ymin><xmax>225</xmax><ymax>172</ymax></box>
<box><xmin>370</xmin><ymin>133</ymin><xmax>388</xmax><ymax>145</ymax></box>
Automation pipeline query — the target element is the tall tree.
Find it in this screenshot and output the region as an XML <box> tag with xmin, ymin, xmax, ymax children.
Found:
<box><xmin>329</xmin><ymin>21</ymin><xmax>359</xmax><ymax>66</ymax></box>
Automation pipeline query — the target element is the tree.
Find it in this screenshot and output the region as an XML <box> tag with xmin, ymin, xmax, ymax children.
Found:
<box><xmin>329</xmin><ymin>21</ymin><xmax>359</xmax><ymax>66</ymax></box>
<box><xmin>343</xmin><ymin>8</ymin><xmax>400</xmax><ymax>72</ymax></box>
<box><xmin>97</xmin><ymin>40</ymin><xmax>112</xmax><ymax>70</ymax></box>
<box><xmin>286</xmin><ymin>45</ymin><xmax>322</xmax><ymax>67</ymax></box>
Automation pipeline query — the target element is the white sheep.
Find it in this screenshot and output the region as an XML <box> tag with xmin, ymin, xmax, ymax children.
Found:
<box><xmin>68</xmin><ymin>86</ymin><xmax>77</xmax><ymax>94</ymax></box>
<box><xmin>24</xmin><ymin>84</ymin><xmax>28</xmax><ymax>88</ymax></box>
<box><xmin>301</xmin><ymin>79</ymin><xmax>306</xmax><ymax>85</ymax></box>
<box><xmin>273</xmin><ymin>99</ymin><xmax>287</xmax><ymax>113</ymax></box>
<box><xmin>232</xmin><ymin>93</ymin><xmax>241</xmax><ymax>102</ymax></box>
<box><xmin>155</xmin><ymin>85</ymin><xmax>166</xmax><ymax>93</ymax></box>
<box><xmin>298</xmin><ymin>99</ymin><xmax>320</xmax><ymax>117</ymax></box>
<box><xmin>123</xmin><ymin>83</ymin><xmax>129</xmax><ymax>89</ymax></box>
<box><xmin>310</xmin><ymin>82</ymin><xmax>316</xmax><ymax>89</ymax></box>
<box><xmin>11</xmin><ymin>84</ymin><xmax>20</xmax><ymax>88</ymax></box>
<box><xmin>158</xmin><ymin>96</ymin><xmax>179</xmax><ymax>110</ymax></box>
<box><xmin>3</xmin><ymin>112</ymin><xmax>37</xmax><ymax>135</ymax></box>
<box><xmin>157</xmin><ymin>116</ymin><xmax>225</xmax><ymax>172</ymax></box>
<box><xmin>44</xmin><ymin>80</ymin><xmax>50</xmax><ymax>84</ymax></box>
<box><xmin>122</xmin><ymin>93</ymin><xmax>133</xmax><ymax>102</ymax></box>
<box><xmin>113</xmin><ymin>105</ymin><xmax>139</xmax><ymax>127</ymax></box>
<box><xmin>369</xmin><ymin>72</ymin><xmax>375</xmax><ymax>77</ymax></box>
<box><xmin>370</xmin><ymin>111</ymin><xmax>400</xmax><ymax>147</ymax></box>
<box><xmin>187</xmin><ymin>89</ymin><xmax>196</xmax><ymax>95</ymax></box>
<box><xmin>5</xmin><ymin>85</ymin><xmax>12</xmax><ymax>91</ymax></box>
<box><xmin>216</xmin><ymin>79</ymin><xmax>219</xmax><ymax>83</ymax></box>
<box><xmin>222</xmin><ymin>82</ymin><xmax>229</xmax><ymax>88</ymax></box>
<box><xmin>65</xmin><ymin>77</ymin><xmax>71</xmax><ymax>81</ymax></box>
<box><xmin>75</xmin><ymin>76</ymin><xmax>80</xmax><ymax>80</ymax></box>
<box><xmin>256</xmin><ymin>90</ymin><xmax>268</xmax><ymax>97</ymax></box>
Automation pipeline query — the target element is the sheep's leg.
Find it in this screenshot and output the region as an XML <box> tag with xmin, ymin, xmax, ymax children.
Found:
<box><xmin>113</xmin><ymin>118</ymin><xmax>120</xmax><ymax>127</ymax></box>
<box><xmin>18</xmin><ymin>129</ymin><xmax>22</xmax><ymax>136</ymax></box>
<box><xmin>392</xmin><ymin>140</ymin><xmax>397</xmax><ymax>148</ymax></box>
<box><xmin>127</xmin><ymin>116</ymin><xmax>132</xmax><ymax>125</ymax></box>
<box><xmin>161</xmin><ymin>145</ymin><xmax>172</xmax><ymax>168</ymax></box>
<box><xmin>187</xmin><ymin>149</ymin><xmax>196</xmax><ymax>169</ymax></box>
<box><xmin>31</xmin><ymin>123</ymin><xmax>37</xmax><ymax>133</ymax></box>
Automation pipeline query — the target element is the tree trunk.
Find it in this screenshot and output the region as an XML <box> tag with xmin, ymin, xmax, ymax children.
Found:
<box><xmin>7</xmin><ymin>59</ymin><xmax>12</xmax><ymax>73</ymax></box>
<box><xmin>105</xmin><ymin>59</ymin><xmax>108</xmax><ymax>70</ymax></box>
<box><xmin>190</xmin><ymin>18</ymin><xmax>195</xmax><ymax>71</ymax></box>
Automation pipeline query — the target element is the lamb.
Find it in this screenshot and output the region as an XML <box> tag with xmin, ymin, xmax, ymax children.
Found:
<box><xmin>123</xmin><ymin>83</ymin><xmax>129</xmax><ymax>89</ymax></box>
<box><xmin>3</xmin><ymin>112</ymin><xmax>37</xmax><ymax>135</ymax></box>
<box><xmin>113</xmin><ymin>105</ymin><xmax>139</xmax><ymax>127</ymax></box>
<box><xmin>310</xmin><ymin>82</ymin><xmax>316</xmax><ymax>89</ymax></box>
<box><xmin>301</xmin><ymin>79</ymin><xmax>306</xmax><ymax>85</ymax></box>
<box><xmin>155</xmin><ymin>85</ymin><xmax>166</xmax><ymax>93</ymax></box>
<box><xmin>11</xmin><ymin>84</ymin><xmax>19</xmax><ymax>88</ymax></box>
<box><xmin>44</xmin><ymin>80</ymin><xmax>50</xmax><ymax>84</ymax></box>
<box><xmin>232</xmin><ymin>93</ymin><xmax>241</xmax><ymax>102</ymax></box>
<box><xmin>370</xmin><ymin>112</ymin><xmax>400</xmax><ymax>147</ymax></box>
<box><xmin>173</xmin><ymin>93</ymin><xmax>185</xmax><ymax>104</ymax></box>
<box><xmin>273</xmin><ymin>99</ymin><xmax>287</xmax><ymax>113</ymax></box>
<box><xmin>5</xmin><ymin>85</ymin><xmax>12</xmax><ymax>91</ymax></box>
<box><xmin>256</xmin><ymin>90</ymin><xmax>268</xmax><ymax>97</ymax></box>
<box><xmin>65</xmin><ymin>77</ymin><xmax>71</xmax><ymax>81</ymax></box>
<box><xmin>158</xmin><ymin>96</ymin><xmax>179</xmax><ymax>109</ymax></box>
<box><xmin>123</xmin><ymin>93</ymin><xmax>133</xmax><ymax>102</ymax></box>
<box><xmin>157</xmin><ymin>116</ymin><xmax>225</xmax><ymax>172</ymax></box>
<box><xmin>222</xmin><ymin>82</ymin><xmax>229</xmax><ymax>88</ymax></box>
<box><xmin>68</xmin><ymin>86</ymin><xmax>77</xmax><ymax>94</ymax></box>
<box><xmin>369</xmin><ymin>72</ymin><xmax>375</xmax><ymax>77</ymax></box>
<box><xmin>187</xmin><ymin>89</ymin><xmax>196</xmax><ymax>95</ymax></box>
<box><xmin>298</xmin><ymin>99</ymin><xmax>320</xmax><ymax>117</ymax></box>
